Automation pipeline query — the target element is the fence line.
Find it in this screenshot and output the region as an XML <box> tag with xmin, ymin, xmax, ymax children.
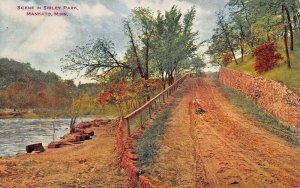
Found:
<box><xmin>115</xmin><ymin>73</ymin><xmax>190</xmax><ymax>187</ymax></box>
<box><xmin>123</xmin><ymin>74</ymin><xmax>189</xmax><ymax>137</ymax></box>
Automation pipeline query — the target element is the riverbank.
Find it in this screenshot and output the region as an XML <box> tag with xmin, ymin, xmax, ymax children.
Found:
<box><xmin>0</xmin><ymin>109</ymin><xmax>73</xmax><ymax>119</ymax></box>
<box><xmin>0</xmin><ymin>120</ymin><xmax>128</xmax><ymax>187</ymax></box>
<box><xmin>0</xmin><ymin>101</ymin><xmax>120</xmax><ymax>119</ymax></box>
<box><xmin>0</xmin><ymin>117</ymin><xmax>104</xmax><ymax>157</ymax></box>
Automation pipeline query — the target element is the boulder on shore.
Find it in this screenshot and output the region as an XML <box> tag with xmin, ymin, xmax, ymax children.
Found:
<box><xmin>26</xmin><ymin>143</ymin><xmax>45</xmax><ymax>153</ymax></box>
<box><xmin>83</xmin><ymin>128</ymin><xmax>94</xmax><ymax>136</ymax></box>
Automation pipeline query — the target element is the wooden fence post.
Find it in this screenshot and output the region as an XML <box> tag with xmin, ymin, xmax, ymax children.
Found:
<box><xmin>126</xmin><ymin>118</ymin><xmax>131</xmax><ymax>136</ymax></box>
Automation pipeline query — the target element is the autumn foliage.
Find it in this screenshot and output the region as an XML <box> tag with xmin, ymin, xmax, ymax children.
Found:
<box><xmin>222</xmin><ymin>53</ymin><xmax>233</xmax><ymax>66</ymax></box>
<box><xmin>252</xmin><ymin>42</ymin><xmax>282</xmax><ymax>73</ymax></box>
<box><xmin>98</xmin><ymin>79</ymin><xmax>162</xmax><ymax>115</ymax></box>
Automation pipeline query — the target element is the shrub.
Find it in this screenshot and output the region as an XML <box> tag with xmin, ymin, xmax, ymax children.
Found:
<box><xmin>252</xmin><ymin>42</ymin><xmax>282</xmax><ymax>73</ymax></box>
<box><xmin>222</xmin><ymin>53</ymin><xmax>233</xmax><ymax>66</ymax></box>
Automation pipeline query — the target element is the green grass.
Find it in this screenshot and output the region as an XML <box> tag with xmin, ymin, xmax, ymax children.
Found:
<box><xmin>227</xmin><ymin>54</ymin><xmax>257</xmax><ymax>75</ymax></box>
<box><xmin>220</xmin><ymin>84</ymin><xmax>300</xmax><ymax>146</ymax></box>
<box><xmin>227</xmin><ymin>35</ymin><xmax>300</xmax><ymax>93</ymax></box>
<box><xmin>133</xmin><ymin>91</ymin><xmax>183</xmax><ymax>174</ymax></box>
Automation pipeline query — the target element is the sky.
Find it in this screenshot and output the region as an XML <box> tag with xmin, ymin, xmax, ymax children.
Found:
<box><xmin>0</xmin><ymin>0</ymin><xmax>227</xmax><ymax>80</ymax></box>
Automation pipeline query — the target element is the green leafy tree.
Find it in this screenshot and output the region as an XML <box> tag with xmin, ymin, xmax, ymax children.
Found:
<box><xmin>151</xmin><ymin>6</ymin><xmax>199</xmax><ymax>86</ymax></box>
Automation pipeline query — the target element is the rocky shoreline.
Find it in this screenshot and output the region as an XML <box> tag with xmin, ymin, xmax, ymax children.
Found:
<box><xmin>47</xmin><ymin>118</ymin><xmax>116</xmax><ymax>149</ymax></box>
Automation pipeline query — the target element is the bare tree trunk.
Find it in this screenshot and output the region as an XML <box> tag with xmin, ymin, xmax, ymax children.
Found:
<box><xmin>283</xmin><ymin>27</ymin><xmax>291</xmax><ymax>68</ymax></box>
<box><xmin>221</xmin><ymin>24</ymin><xmax>238</xmax><ymax>64</ymax></box>
<box><xmin>225</xmin><ymin>31</ymin><xmax>238</xmax><ymax>64</ymax></box>
<box><xmin>293</xmin><ymin>15</ymin><xmax>300</xmax><ymax>32</ymax></box>
<box><xmin>239</xmin><ymin>25</ymin><xmax>245</xmax><ymax>62</ymax></box>
<box><xmin>144</xmin><ymin>38</ymin><xmax>150</xmax><ymax>80</ymax></box>
<box><xmin>240</xmin><ymin>0</ymin><xmax>254</xmax><ymax>48</ymax></box>
<box><xmin>283</xmin><ymin>4</ymin><xmax>294</xmax><ymax>51</ymax></box>
<box><xmin>282</xmin><ymin>4</ymin><xmax>291</xmax><ymax>68</ymax></box>
<box><xmin>125</xmin><ymin>21</ymin><xmax>144</xmax><ymax>78</ymax></box>
<box><xmin>217</xmin><ymin>12</ymin><xmax>238</xmax><ymax>64</ymax></box>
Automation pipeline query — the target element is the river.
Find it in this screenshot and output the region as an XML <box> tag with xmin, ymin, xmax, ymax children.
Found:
<box><xmin>0</xmin><ymin>118</ymin><xmax>93</xmax><ymax>157</ymax></box>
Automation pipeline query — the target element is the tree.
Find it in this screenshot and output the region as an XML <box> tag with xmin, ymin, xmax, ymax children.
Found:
<box><xmin>206</xmin><ymin>29</ymin><xmax>229</xmax><ymax>65</ymax></box>
<box><xmin>61</xmin><ymin>6</ymin><xmax>199</xmax><ymax>83</ymax></box>
<box><xmin>216</xmin><ymin>11</ymin><xmax>238</xmax><ymax>64</ymax></box>
<box><xmin>227</xmin><ymin>0</ymin><xmax>257</xmax><ymax>49</ymax></box>
<box><xmin>185</xmin><ymin>56</ymin><xmax>206</xmax><ymax>74</ymax></box>
<box><xmin>69</xmin><ymin>94</ymin><xmax>83</xmax><ymax>133</ymax></box>
<box><xmin>124</xmin><ymin>7</ymin><xmax>156</xmax><ymax>80</ymax></box>
<box><xmin>151</xmin><ymin>6</ymin><xmax>199</xmax><ymax>86</ymax></box>
<box><xmin>248</xmin><ymin>0</ymin><xmax>299</xmax><ymax>68</ymax></box>
<box><xmin>98</xmin><ymin>80</ymin><xmax>161</xmax><ymax>115</ymax></box>
<box><xmin>208</xmin><ymin>0</ymin><xmax>300</xmax><ymax>68</ymax></box>
<box><xmin>282</xmin><ymin>3</ymin><xmax>291</xmax><ymax>68</ymax></box>
<box><xmin>61</xmin><ymin>39</ymin><xmax>131</xmax><ymax>79</ymax></box>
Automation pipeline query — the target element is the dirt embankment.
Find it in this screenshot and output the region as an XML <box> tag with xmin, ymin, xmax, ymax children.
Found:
<box><xmin>146</xmin><ymin>76</ymin><xmax>300</xmax><ymax>187</ymax></box>
<box><xmin>0</xmin><ymin>124</ymin><xmax>128</xmax><ymax>188</ymax></box>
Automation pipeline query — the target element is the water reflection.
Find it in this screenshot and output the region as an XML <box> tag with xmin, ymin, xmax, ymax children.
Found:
<box><xmin>0</xmin><ymin>118</ymin><xmax>92</xmax><ymax>157</ymax></box>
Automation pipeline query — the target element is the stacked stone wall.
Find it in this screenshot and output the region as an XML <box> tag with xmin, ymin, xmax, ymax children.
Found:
<box><xmin>219</xmin><ymin>67</ymin><xmax>300</xmax><ymax>128</ymax></box>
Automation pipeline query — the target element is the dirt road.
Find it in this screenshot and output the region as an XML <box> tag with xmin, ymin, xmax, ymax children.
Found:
<box><xmin>0</xmin><ymin>125</ymin><xmax>127</xmax><ymax>188</ymax></box>
<box><xmin>147</xmin><ymin>76</ymin><xmax>300</xmax><ymax>187</ymax></box>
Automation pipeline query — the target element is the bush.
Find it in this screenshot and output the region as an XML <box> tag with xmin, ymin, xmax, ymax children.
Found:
<box><xmin>252</xmin><ymin>42</ymin><xmax>282</xmax><ymax>73</ymax></box>
<box><xmin>222</xmin><ymin>53</ymin><xmax>233</xmax><ymax>66</ymax></box>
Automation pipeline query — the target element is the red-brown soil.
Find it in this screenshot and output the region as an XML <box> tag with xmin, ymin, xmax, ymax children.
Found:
<box><xmin>0</xmin><ymin>125</ymin><xmax>127</xmax><ymax>188</ymax></box>
<box><xmin>147</xmin><ymin>76</ymin><xmax>300</xmax><ymax>188</ymax></box>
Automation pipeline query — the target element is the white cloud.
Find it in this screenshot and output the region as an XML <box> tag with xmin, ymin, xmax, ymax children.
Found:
<box><xmin>121</xmin><ymin>0</ymin><xmax>190</xmax><ymax>13</ymax></box>
<box><xmin>74</xmin><ymin>2</ymin><xmax>114</xmax><ymax>18</ymax></box>
<box><xmin>0</xmin><ymin>0</ymin><xmax>113</xmax><ymax>60</ymax></box>
<box><xmin>23</xmin><ymin>17</ymin><xmax>71</xmax><ymax>53</ymax></box>
<box><xmin>0</xmin><ymin>0</ymin><xmax>72</xmax><ymax>61</ymax></box>
<box><xmin>0</xmin><ymin>0</ymin><xmax>43</xmax><ymax>26</ymax></box>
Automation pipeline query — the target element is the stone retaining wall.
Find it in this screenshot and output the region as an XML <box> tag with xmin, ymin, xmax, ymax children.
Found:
<box><xmin>219</xmin><ymin>67</ymin><xmax>300</xmax><ymax>128</ymax></box>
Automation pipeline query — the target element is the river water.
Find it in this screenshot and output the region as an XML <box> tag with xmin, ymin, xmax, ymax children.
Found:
<box><xmin>0</xmin><ymin>118</ymin><xmax>92</xmax><ymax>157</ymax></box>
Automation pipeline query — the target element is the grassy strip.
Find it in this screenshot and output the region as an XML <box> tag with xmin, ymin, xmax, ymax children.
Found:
<box><xmin>227</xmin><ymin>35</ymin><xmax>300</xmax><ymax>93</ymax></box>
<box><xmin>219</xmin><ymin>84</ymin><xmax>300</xmax><ymax>146</ymax></box>
<box><xmin>133</xmin><ymin>93</ymin><xmax>182</xmax><ymax>174</ymax></box>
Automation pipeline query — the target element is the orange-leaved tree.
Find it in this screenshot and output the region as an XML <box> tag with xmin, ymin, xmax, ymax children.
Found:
<box><xmin>252</xmin><ymin>42</ymin><xmax>282</xmax><ymax>73</ymax></box>
<box><xmin>98</xmin><ymin>79</ymin><xmax>162</xmax><ymax>116</ymax></box>
<box><xmin>221</xmin><ymin>53</ymin><xmax>233</xmax><ymax>66</ymax></box>
<box><xmin>98</xmin><ymin>83</ymin><xmax>129</xmax><ymax>116</ymax></box>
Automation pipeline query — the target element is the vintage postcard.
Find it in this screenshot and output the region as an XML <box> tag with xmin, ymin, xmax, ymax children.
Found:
<box><xmin>0</xmin><ymin>0</ymin><xmax>299</xmax><ymax>187</ymax></box>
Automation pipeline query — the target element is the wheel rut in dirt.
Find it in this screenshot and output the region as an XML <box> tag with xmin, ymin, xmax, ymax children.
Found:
<box><xmin>146</xmin><ymin>76</ymin><xmax>300</xmax><ymax>188</ymax></box>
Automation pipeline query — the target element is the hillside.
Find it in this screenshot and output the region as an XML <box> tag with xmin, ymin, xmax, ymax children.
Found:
<box><xmin>0</xmin><ymin>58</ymin><xmax>62</xmax><ymax>90</ymax></box>
<box><xmin>226</xmin><ymin>38</ymin><xmax>300</xmax><ymax>93</ymax></box>
<box><xmin>0</xmin><ymin>58</ymin><xmax>105</xmax><ymax>117</ymax></box>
